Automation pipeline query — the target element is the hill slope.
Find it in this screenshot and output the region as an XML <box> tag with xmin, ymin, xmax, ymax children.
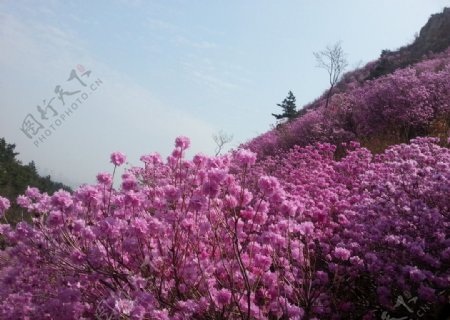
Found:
<box><xmin>245</xmin><ymin>7</ymin><xmax>450</xmax><ymax>158</ymax></box>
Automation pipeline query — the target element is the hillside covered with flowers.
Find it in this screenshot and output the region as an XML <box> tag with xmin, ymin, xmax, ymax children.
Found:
<box><xmin>0</xmin><ymin>135</ymin><xmax>449</xmax><ymax>319</ymax></box>
<box><xmin>244</xmin><ymin>9</ymin><xmax>450</xmax><ymax>159</ymax></box>
<box><xmin>244</xmin><ymin>47</ymin><xmax>450</xmax><ymax>159</ymax></box>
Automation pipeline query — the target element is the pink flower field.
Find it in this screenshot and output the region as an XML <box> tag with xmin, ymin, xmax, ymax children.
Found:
<box><xmin>0</xmin><ymin>135</ymin><xmax>448</xmax><ymax>319</ymax></box>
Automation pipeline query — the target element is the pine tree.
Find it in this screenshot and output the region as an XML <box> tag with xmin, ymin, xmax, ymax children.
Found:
<box><xmin>272</xmin><ymin>91</ymin><xmax>297</xmax><ymax>121</ymax></box>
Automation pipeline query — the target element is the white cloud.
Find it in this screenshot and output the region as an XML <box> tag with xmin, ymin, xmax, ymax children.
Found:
<box><xmin>144</xmin><ymin>17</ymin><xmax>179</xmax><ymax>32</ymax></box>
<box><xmin>173</xmin><ymin>35</ymin><xmax>217</xmax><ymax>49</ymax></box>
<box><xmin>0</xmin><ymin>10</ymin><xmax>216</xmax><ymax>188</ymax></box>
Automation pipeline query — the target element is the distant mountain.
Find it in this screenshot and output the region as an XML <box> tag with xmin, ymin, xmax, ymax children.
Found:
<box><xmin>0</xmin><ymin>137</ymin><xmax>71</xmax><ymax>224</ymax></box>
<box><xmin>368</xmin><ymin>7</ymin><xmax>450</xmax><ymax>79</ymax></box>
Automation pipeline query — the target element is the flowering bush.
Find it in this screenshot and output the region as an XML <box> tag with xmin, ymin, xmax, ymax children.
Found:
<box><xmin>0</xmin><ymin>136</ymin><xmax>448</xmax><ymax>319</ymax></box>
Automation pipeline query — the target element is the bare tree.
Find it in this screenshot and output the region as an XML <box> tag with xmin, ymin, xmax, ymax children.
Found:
<box><xmin>314</xmin><ymin>41</ymin><xmax>348</xmax><ymax>108</ymax></box>
<box><xmin>213</xmin><ymin>130</ymin><xmax>233</xmax><ymax>156</ymax></box>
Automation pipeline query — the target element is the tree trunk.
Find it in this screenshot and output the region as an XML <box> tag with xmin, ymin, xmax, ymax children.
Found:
<box><xmin>325</xmin><ymin>84</ymin><xmax>334</xmax><ymax>108</ymax></box>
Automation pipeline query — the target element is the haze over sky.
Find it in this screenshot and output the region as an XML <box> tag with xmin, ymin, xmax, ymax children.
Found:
<box><xmin>0</xmin><ymin>0</ymin><xmax>448</xmax><ymax>187</ymax></box>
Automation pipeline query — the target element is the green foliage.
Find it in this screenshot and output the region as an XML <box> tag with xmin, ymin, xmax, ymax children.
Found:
<box><xmin>272</xmin><ymin>91</ymin><xmax>297</xmax><ymax>121</ymax></box>
<box><xmin>0</xmin><ymin>138</ymin><xmax>71</xmax><ymax>224</ymax></box>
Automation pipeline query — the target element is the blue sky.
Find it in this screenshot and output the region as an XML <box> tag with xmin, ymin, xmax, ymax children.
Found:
<box><xmin>0</xmin><ymin>0</ymin><xmax>448</xmax><ymax>187</ymax></box>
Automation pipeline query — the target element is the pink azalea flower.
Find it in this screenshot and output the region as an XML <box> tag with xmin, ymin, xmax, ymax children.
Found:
<box><xmin>110</xmin><ymin>151</ymin><xmax>126</xmax><ymax>166</ymax></box>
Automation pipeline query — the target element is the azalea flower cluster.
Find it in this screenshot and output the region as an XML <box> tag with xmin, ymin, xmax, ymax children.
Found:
<box><xmin>0</xmin><ymin>136</ymin><xmax>448</xmax><ymax>319</ymax></box>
